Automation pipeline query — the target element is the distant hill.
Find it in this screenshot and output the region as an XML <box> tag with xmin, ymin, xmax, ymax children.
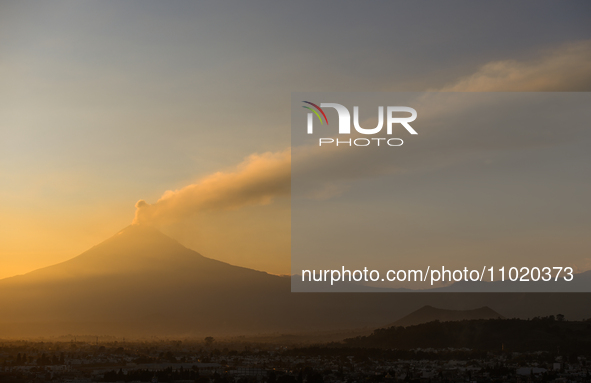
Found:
<box><xmin>389</xmin><ymin>305</ymin><xmax>504</xmax><ymax>327</ymax></box>
<box><xmin>344</xmin><ymin>317</ymin><xmax>591</xmax><ymax>352</ymax></box>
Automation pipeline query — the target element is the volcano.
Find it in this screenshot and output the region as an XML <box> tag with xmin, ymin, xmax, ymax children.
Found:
<box><xmin>1</xmin><ymin>224</ymin><xmax>591</xmax><ymax>338</ymax></box>
<box><xmin>0</xmin><ymin>224</ymin><xmax>296</xmax><ymax>336</ymax></box>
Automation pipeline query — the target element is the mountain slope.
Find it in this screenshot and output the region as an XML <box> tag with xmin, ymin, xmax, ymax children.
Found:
<box><xmin>1</xmin><ymin>225</ymin><xmax>591</xmax><ymax>338</ymax></box>
<box><xmin>0</xmin><ymin>224</ymin><xmax>290</xmax><ymax>334</ymax></box>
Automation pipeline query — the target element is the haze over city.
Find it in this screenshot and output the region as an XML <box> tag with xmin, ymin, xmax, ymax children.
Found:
<box><xmin>2</xmin><ymin>1</ymin><xmax>591</xmax><ymax>281</ymax></box>
<box><xmin>2</xmin><ymin>3</ymin><xmax>591</xmax><ymax>383</ymax></box>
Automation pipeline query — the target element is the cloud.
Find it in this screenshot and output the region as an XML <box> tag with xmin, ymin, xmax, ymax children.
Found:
<box><xmin>133</xmin><ymin>149</ymin><xmax>291</xmax><ymax>226</ymax></box>
<box><xmin>440</xmin><ymin>40</ymin><xmax>591</xmax><ymax>91</ymax></box>
<box><xmin>134</xmin><ymin>40</ymin><xmax>591</xmax><ymax>227</ymax></box>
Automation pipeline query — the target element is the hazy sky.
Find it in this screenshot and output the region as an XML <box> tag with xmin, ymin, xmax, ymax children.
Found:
<box><xmin>291</xmin><ymin>92</ymin><xmax>591</xmax><ymax>290</ymax></box>
<box><xmin>1</xmin><ymin>1</ymin><xmax>590</xmax><ymax>279</ymax></box>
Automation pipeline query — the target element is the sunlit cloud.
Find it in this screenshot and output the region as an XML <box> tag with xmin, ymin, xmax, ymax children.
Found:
<box><xmin>133</xmin><ymin>37</ymin><xmax>591</xmax><ymax>227</ymax></box>
<box><xmin>440</xmin><ymin>40</ymin><xmax>591</xmax><ymax>92</ymax></box>
<box><xmin>133</xmin><ymin>149</ymin><xmax>291</xmax><ymax>226</ymax></box>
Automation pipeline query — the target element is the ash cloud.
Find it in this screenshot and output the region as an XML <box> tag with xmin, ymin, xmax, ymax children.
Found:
<box><xmin>133</xmin><ymin>40</ymin><xmax>591</xmax><ymax>227</ymax></box>
<box><xmin>133</xmin><ymin>149</ymin><xmax>291</xmax><ymax>226</ymax></box>
<box><xmin>440</xmin><ymin>40</ymin><xmax>591</xmax><ymax>91</ymax></box>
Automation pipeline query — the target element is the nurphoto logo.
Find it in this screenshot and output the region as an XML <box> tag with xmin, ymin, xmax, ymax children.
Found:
<box><xmin>303</xmin><ymin>101</ymin><xmax>417</xmax><ymax>147</ymax></box>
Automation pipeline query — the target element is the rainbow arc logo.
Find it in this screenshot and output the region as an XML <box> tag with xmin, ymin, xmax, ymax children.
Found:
<box><xmin>302</xmin><ymin>101</ymin><xmax>328</xmax><ymax>125</ymax></box>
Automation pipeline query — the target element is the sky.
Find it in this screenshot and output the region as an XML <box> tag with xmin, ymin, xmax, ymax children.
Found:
<box><xmin>290</xmin><ymin>92</ymin><xmax>591</xmax><ymax>290</ymax></box>
<box><xmin>1</xmin><ymin>1</ymin><xmax>590</xmax><ymax>280</ymax></box>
